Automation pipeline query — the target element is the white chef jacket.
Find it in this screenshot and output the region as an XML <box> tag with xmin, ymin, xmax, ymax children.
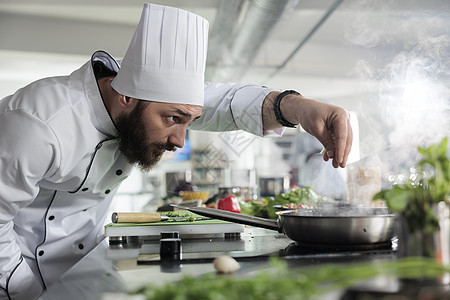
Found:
<box><xmin>0</xmin><ymin>50</ymin><xmax>281</xmax><ymax>299</ymax></box>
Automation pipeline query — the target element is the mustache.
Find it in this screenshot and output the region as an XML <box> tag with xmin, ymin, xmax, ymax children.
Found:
<box><xmin>152</xmin><ymin>142</ymin><xmax>177</xmax><ymax>152</ymax></box>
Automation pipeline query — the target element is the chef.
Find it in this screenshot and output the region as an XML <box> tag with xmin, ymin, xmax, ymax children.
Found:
<box><xmin>0</xmin><ymin>3</ymin><xmax>352</xmax><ymax>299</ymax></box>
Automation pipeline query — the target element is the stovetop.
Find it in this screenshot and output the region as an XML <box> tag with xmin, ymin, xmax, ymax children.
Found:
<box><xmin>280</xmin><ymin>239</ymin><xmax>395</xmax><ymax>257</ymax></box>
<box><xmin>136</xmin><ymin>232</ymin><xmax>397</xmax><ymax>266</ymax></box>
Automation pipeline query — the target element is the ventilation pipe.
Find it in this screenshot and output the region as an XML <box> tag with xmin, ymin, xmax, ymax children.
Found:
<box><xmin>205</xmin><ymin>0</ymin><xmax>244</xmax><ymax>80</ymax></box>
<box><xmin>210</xmin><ymin>0</ymin><xmax>298</xmax><ymax>82</ymax></box>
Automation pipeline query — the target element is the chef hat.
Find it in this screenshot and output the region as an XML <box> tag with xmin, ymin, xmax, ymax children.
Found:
<box><xmin>111</xmin><ymin>3</ymin><xmax>209</xmax><ymax>106</ymax></box>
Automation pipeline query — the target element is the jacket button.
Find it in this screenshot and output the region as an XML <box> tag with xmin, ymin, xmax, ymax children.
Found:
<box><xmin>82</xmin><ymin>188</ymin><xmax>88</xmax><ymax>192</ymax></box>
<box><xmin>116</xmin><ymin>169</ymin><xmax>123</xmax><ymax>176</ymax></box>
<box><xmin>48</xmin><ymin>215</ymin><xmax>55</xmax><ymax>221</ymax></box>
<box><xmin>105</xmin><ymin>189</ymin><xmax>111</xmax><ymax>194</ymax></box>
<box><xmin>38</xmin><ymin>250</ymin><xmax>44</xmax><ymax>256</ymax></box>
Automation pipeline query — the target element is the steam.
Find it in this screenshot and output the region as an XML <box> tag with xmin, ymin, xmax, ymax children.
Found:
<box><xmin>343</xmin><ymin>0</ymin><xmax>450</xmax><ymax>179</ymax></box>
<box><xmin>291</xmin><ymin>204</ymin><xmax>391</xmax><ymax>217</ymax></box>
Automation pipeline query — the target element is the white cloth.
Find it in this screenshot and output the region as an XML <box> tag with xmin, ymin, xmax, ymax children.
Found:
<box><xmin>111</xmin><ymin>3</ymin><xmax>209</xmax><ymax>106</ymax></box>
<box><xmin>0</xmin><ymin>50</ymin><xmax>277</xmax><ymax>299</ymax></box>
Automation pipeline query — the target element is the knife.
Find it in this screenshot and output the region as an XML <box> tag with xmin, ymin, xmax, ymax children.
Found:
<box><xmin>111</xmin><ymin>212</ymin><xmax>209</xmax><ymax>223</ymax></box>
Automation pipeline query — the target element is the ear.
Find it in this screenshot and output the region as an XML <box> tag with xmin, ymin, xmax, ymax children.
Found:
<box><xmin>118</xmin><ymin>95</ymin><xmax>138</xmax><ymax>109</ymax></box>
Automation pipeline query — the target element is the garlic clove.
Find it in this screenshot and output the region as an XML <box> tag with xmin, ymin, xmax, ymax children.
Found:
<box><xmin>213</xmin><ymin>255</ymin><xmax>240</xmax><ymax>274</ymax></box>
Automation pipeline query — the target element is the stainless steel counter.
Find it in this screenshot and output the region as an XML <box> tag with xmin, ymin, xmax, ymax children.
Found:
<box><xmin>42</xmin><ymin>228</ymin><xmax>449</xmax><ymax>300</ymax></box>
<box><xmin>43</xmin><ymin>228</ymin><xmax>290</xmax><ymax>299</ymax></box>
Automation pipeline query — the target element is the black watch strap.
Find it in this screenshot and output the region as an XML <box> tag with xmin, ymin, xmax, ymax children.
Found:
<box><xmin>273</xmin><ymin>90</ymin><xmax>300</xmax><ymax>128</ymax></box>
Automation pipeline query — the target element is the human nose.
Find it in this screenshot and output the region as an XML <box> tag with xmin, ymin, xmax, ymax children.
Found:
<box><xmin>168</xmin><ymin>126</ymin><xmax>187</xmax><ymax>148</ymax></box>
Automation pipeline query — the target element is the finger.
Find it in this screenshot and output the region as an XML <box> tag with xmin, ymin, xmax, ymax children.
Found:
<box><xmin>314</xmin><ymin>125</ymin><xmax>336</xmax><ymax>157</ymax></box>
<box><xmin>332</xmin><ymin>155</ymin><xmax>339</xmax><ymax>168</ymax></box>
<box><xmin>333</xmin><ymin>112</ymin><xmax>350</xmax><ymax>167</ymax></box>
<box><xmin>323</xmin><ymin>149</ymin><xmax>329</xmax><ymax>161</ymax></box>
<box><xmin>323</xmin><ymin>141</ymin><xmax>339</xmax><ymax>168</ymax></box>
<box><xmin>324</xmin><ymin>143</ymin><xmax>339</xmax><ymax>168</ymax></box>
<box><xmin>323</xmin><ymin>140</ymin><xmax>336</xmax><ymax>164</ymax></box>
<box><xmin>340</xmin><ymin>118</ymin><xmax>353</xmax><ymax>168</ymax></box>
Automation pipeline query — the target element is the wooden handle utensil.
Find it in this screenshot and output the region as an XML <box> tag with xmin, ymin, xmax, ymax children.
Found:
<box><xmin>111</xmin><ymin>212</ymin><xmax>169</xmax><ymax>223</ymax></box>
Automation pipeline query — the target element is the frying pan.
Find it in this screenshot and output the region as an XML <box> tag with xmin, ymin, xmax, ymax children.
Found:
<box><xmin>171</xmin><ymin>204</ymin><xmax>397</xmax><ymax>245</ymax></box>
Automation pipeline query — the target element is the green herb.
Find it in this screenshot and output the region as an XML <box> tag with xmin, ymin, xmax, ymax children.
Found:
<box><xmin>374</xmin><ymin>137</ymin><xmax>450</xmax><ymax>233</ymax></box>
<box><xmin>161</xmin><ymin>212</ymin><xmax>191</xmax><ymax>218</ymax></box>
<box><xmin>132</xmin><ymin>257</ymin><xmax>450</xmax><ymax>300</ymax></box>
<box><xmin>241</xmin><ymin>187</ymin><xmax>321</xmax><ymax>219</ymax></box>
<box><xmin>160</xmin><ymin>212</ymin><xmax>199</xmax><ymax>222</ymax></box>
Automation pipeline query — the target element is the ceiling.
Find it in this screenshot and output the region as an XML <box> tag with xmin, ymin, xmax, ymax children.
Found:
<box><xmin>0</xmin><ymin>0</ymin><xmax>449</xmax><ymax>163</ymax></box>
<box><xmin>0</xmin><ymin>0</ymin><xmax>448</xmax><ymax>98</ymax></box>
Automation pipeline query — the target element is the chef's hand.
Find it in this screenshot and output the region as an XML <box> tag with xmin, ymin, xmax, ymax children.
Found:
<box><xmin>263</xmin><ymin>91</ymin><xmax>352</xmax><ymax>168</ymax></box>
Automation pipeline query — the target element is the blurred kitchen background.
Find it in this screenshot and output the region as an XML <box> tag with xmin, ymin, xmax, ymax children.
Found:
<box><xmin>1</xmin><ymin>0</ymin><xmax>449</xmax><ymax>215</ymax></box>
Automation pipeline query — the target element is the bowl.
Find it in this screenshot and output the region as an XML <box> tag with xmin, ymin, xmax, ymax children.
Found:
<box><xmin>179</xmin><ymin>191</ymin><xmax>210</xmax><ymax>202</ymax></box>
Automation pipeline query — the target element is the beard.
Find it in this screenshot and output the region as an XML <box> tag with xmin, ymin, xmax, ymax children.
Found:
<box><xmin>115</xmin><ymin>100</ymin><xmax>176</xmax><ymax>171</ymax></box>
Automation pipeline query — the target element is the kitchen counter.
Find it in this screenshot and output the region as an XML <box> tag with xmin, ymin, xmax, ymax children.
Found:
<box><xmin>42</xmin><ymin>228</ymin><xmax>449</xmax><ymax>300</ymax></box>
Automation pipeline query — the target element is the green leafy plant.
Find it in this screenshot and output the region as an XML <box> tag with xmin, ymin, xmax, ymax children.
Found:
<box><xmin>374</xmin><ymin>137</ymin><xmax>450</xmax><ymax>233</ymax></box>
<box><xmin>133</xmin><ymin>257</ymin><xmax>450</xmax><ymax>300</ymax></box>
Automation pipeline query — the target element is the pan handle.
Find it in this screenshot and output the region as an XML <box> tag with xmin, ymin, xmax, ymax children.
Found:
<box><xmin>171</xmin><ymin>204</ymin><xmax>281</xmax><ymax>232</ymax></box>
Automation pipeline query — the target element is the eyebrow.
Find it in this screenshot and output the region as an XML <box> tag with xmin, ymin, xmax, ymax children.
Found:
<box><xmin>170</xmin><ymin>109</ymin><xmax>201</xmax><ymax>121</ymax></box>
